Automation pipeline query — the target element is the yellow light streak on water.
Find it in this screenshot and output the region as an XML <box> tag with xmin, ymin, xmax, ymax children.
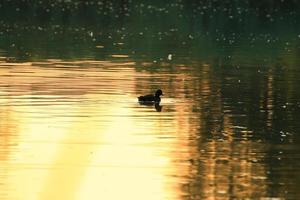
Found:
<box><xmin>0</xmin><ymin>63</ymin><xmax>184</xmax><ymax>200</ymax></box>
<box><xmin>1</xmin><ymin>58</ymin><xmax>295</xmax><ymax>199</ymax></box>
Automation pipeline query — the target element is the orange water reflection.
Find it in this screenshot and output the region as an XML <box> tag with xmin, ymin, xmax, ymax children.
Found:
<box><xmin>0</xmin><ymin>59</ymin><xmax>295</xmax><ymax>199</ymax></box>
<box><xmin>0</xmin><ymin>61</ymin><xmax>186</xmax><ymax>200</ymax></box>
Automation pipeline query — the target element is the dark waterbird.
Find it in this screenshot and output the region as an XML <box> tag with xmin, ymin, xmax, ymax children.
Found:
<box><xmin>138</xmin><ymin>89</ymin><xmax>163</xmax><ymax>103</ymax></box>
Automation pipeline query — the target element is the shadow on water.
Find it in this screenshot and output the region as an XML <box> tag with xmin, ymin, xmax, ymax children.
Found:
<box><xmin>1</xmin><ymin>1</ymin><xmax>300</xmax><ymax>200</ymax></box>
<box><xmin>139</xmin><ymin>101</ymin><xmax>163</xmax><ymax>112</ymax></box>
<box><xmin>0</xmin><ymin>0</ymin><xmax>300</xmax><ymax>63</ymax></box>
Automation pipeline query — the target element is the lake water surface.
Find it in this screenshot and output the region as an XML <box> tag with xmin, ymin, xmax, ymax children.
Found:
<box><xmin>1</xmin><ymin>51</ymin><xmax>300</xmax><ymax>200</ymax></box>
<box><xmin>1</xmin><ymin>1</ymin><xmax>300</xmax><ymax>198</ymax></box>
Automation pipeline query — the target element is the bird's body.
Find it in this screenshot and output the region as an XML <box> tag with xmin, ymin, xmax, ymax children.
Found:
<box><xmin>138</xmin><ymin>94</ymin><xmax>159</xmax><ymax>102</ymax></box>
<box><xmin>138</xmin><ymin>89</ymin><xmax>163</xmax><ymax>103</ymax></box>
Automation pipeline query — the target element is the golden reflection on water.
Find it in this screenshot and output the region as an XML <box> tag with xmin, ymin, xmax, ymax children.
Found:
<box><xmin>0</xmin><ymin>59</ymin><xmax>293</xmax><ymax>199</ymax></box>
<box><xmin>0</xmin><ymin>61</ymin><xmax>185</xmax><ymax>200</ymax></box>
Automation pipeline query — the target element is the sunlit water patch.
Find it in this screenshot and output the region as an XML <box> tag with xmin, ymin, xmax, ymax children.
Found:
<box><xmin>1</xmin><ymin>57</ymin><xmax>300</xmax><ymax>200</ymax></box>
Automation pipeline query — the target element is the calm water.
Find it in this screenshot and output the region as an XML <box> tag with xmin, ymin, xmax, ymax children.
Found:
<box><xmin>1</xmin><ymin>1</ymin><xmax>300</xmax><ymax>198</ymax></box>
<box><xmin>1</xmin><ymin>51</ymin><xmax>300</xmax><ymax>200</ymax></box>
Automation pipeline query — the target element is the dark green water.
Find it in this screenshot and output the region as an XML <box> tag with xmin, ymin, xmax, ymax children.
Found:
<box><xmin>1</xmin><ymin>1</ymin><xmax>300</xmax><ymax>199</ymax></box>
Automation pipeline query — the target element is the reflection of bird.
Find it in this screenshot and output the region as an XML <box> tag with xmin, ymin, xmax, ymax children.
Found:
<box><xmin>154</xmin><ymin>102</ymin><xmax>162</xmax><ymax>112</ymax></box>
<box><xmin>138</xmin><ymin>89</ymin><xmax>163</xmax><ymax>103</ymax></box>
<box><xmin>138</xmin><ymin>101</ymin><xmax>163</xmax><ymax>112</ymax></box>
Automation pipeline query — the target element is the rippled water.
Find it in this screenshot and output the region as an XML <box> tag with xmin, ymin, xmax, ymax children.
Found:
<box><xmin>0</xmin><ymin>55</ymin><xmax>300</xmax><ymax>200</ymax></box>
